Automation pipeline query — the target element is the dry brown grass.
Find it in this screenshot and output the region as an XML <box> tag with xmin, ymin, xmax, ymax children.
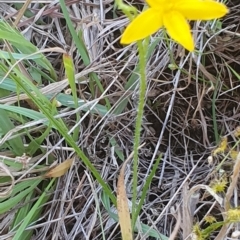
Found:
<box><xmin>0</xmin><ymin>0</ymin><xmax>240</xmax><ymax>239</ymax></box>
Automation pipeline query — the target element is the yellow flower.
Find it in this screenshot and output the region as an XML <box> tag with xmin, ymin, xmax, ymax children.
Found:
<box><xmin>120</xmin><ymin>0</ymin><xmax>229</xmax><ymax>51</ymax></box>
<box><xmin>212</xmin><ymin>136</ymin><xmax>228</xmax><ymax>156</ymax></box>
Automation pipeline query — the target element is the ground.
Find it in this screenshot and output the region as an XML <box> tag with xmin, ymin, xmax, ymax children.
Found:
<box><xmin>0</xmin><ymin>0</ymin><xmax>240</xmax><ymax>239</ymax></box>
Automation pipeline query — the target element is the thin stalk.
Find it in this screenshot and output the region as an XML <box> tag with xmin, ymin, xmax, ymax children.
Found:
<box><xmin>132</xmin><ymin>40</ymin><xmax>147</xmax><ymax>227</ymax></box>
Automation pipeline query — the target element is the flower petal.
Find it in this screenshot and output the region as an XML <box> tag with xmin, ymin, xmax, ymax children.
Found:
<box><xmin>146</xmin><ymin>0</ymin><xmax>165</xmax><ymax>8</ymax></box>
<box><xmin>120</xmin><ymin>8</ymin><xmax>163</xmax><ymax>44</ymax></box>
<box><xmin>163</xmin><ymin>11</ymin><xmax>194</xmax><ymax>51</ymax></box>
<box><xmin>175</xmin><ymin>0</ymin><xmax>229</xmax><ymax>20</ymax></box>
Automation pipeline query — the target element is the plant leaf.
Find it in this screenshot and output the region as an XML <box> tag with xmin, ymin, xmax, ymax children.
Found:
<box><xmin>117</xmin><ymin>159</ymin><xmax>133</xmax><ymax>240</ymax></box>
<box><xmin>44</xmin><ymin>158</ymin><xmax>74</xmax><ymax>178</ymax></box>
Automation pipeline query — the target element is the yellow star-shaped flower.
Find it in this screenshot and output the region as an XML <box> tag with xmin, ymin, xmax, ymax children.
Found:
<box><xmin>120</xmin><ymin>0</ymin><xmax>229</xmax><ymax>51</ymax></box>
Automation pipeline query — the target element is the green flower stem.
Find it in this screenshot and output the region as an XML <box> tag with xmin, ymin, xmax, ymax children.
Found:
<box><xmin>115</xmin><ymin>0</ymin><xmax>148</xmax><ymax>229</ymax></box>
<box><xmin>132</xmin><ymin>40</ymin><xmax>147</xmax><ymax>227</ymax></box>
<box><xmin>115</xmin><ymin>0</ymin><xmax>137</xmax><ymax>20</ymax></box>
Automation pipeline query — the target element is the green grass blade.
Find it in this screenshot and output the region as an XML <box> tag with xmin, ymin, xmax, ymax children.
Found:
<box><xmin>0</xmin><ymin>180</ymin><xmax>38</xmax><ymax>203</ymax></box>
<box><xmin>63</xmin><ymin>53</ymin><xmax>80</xmax><ymax>141</ymax></box>
<box><xmin>12</xmin><ymin>179</ymin><xmax>55</xmax><ymax>240</ymax></box>
<box><xmin>0</xmin><ymin>179</ymin><xmax>42</xmax><ymax>214</ymax></box>
<box><xmin>11</xmin><ymin>190</ymin><xmax>35</xmax><ymax>228</ymax></box>
<box><xmin>59</xmin><ymin>1</ymin><xmax>111</xmax><ymax>109</ymax></box>
<box><xmin>133</xmin><ymin>154</ymin><xmax>162</xmax><ymax>226</ymax></box>
<box><xmin>26</xmin><ymin>125</ymin><xmax>51</xmax><ymax>156</ymax></box>
<box><xmin>2</xmin><ymin>56</ymin><xmax>116</xmax><ymax>206</ymax></box>
<box><xmin>101</xmin><ymin>192</ymin><xmax>168</xmax><ymax>239</ymax></box>
<box><xmin>212</xmin><ymin>81</ymin><xmax>219</xmax><ymax>143</ymax></box>
<box><xmin>0</xmin><ymin>108</ymin><xmax>24</xmax><ymax>156</ymax></box>
<box><xmin>109</xmin><ymin>136</ymin><xmax>125</xmax><ymax>161</ymax></box>
<box><xmin>0</xmin><ymin>50</ymin><xmax>43</xmax><ymax>60</ymax></box>
<box><xmin>59</xmin><ymin>0</ymin><xmax>90</xmax><ymax>65</ymax></box>
<box><xmin>0</xmin><ymin>21</ymin><xmax>57</xmax><ymax>80</ymax></box>
<box><xmin>0</xmin><ymin>104</ymin><xmax>47</xmax><ymax>122</ymax></box>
